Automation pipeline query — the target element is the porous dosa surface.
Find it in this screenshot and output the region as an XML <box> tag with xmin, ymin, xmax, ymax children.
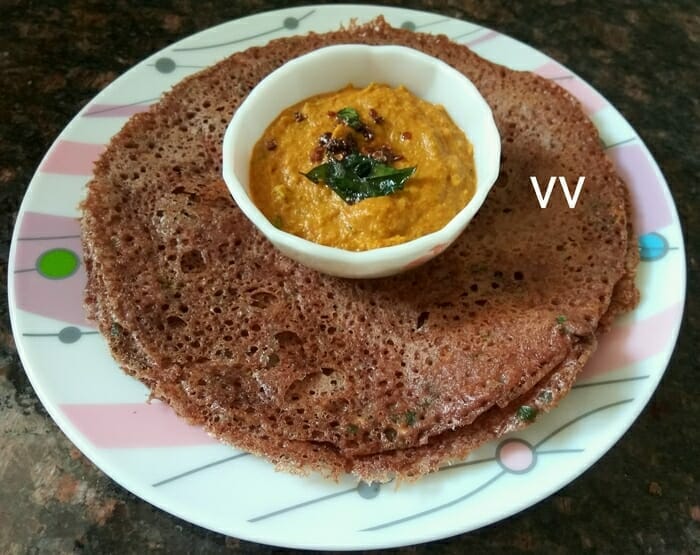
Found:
<box><xmin>81</xmin><ymin>18</ymin><xmax>638</xmax><ymax>481</ymax></box>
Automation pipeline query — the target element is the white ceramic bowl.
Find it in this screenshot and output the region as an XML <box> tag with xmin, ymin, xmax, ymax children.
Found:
<box><xmin>222</xmin><ymin>44</ymin><xmax>500</xmax><ymax>278</ymax></box>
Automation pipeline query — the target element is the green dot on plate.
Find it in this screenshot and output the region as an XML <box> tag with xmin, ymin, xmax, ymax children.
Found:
<box><xmin>36</xmin><ymin>248</ymin><xmax>80</xmax><ymax>279</ymax></box>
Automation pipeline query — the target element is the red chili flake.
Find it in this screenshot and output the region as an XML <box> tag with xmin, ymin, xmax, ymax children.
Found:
<box><xmin>309</xmin><ymin>146</ymin><xmax>325</xmax><ymax>163</ymax></box>
<box><xmin>293</xmin><ymin>111</ymin><xmax>306</xmax><ymax>122</ymax></box>
<box><xmin>401</xmin><ymin>131</ymin><xmax>412</xmax><ymax>141</ymax></box>
<box><xmin>369</xmin><ymin>108</ymin><xmax>384</xmax><ymax>124</ymax></box>
<box><xmin>327</xmin><ymin>110</ymin><xmax>337</xmax><ymax>119</ymax></box>
<box><xmin>265</xmin><ymin>139</ymin><xmax>277</xmax><ymax>151</ymax></box>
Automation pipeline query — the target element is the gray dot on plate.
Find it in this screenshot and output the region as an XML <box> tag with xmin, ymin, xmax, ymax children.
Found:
<box><xmin>357</xmin><ymin>481</ymin><xmax>381</xmax><ymax>499</ymax></box>
<box><xmin>401</xmin><ymin>21</ymin><xmax>416</xmax><ymax>31</ymax></box>
<box><xmin>284</xmin><ymin>17</ymin><xmax>299</xmax><ymax>30</ymax></box>
<box><xmin>58</xmin><ymin>326</ymin><xmax>82</xmax><ymax>344</ymax></box>
<box><xmin>155</xmin><ymin>57</ymin><xmax>176</xmax><ymax>73</ymax></box>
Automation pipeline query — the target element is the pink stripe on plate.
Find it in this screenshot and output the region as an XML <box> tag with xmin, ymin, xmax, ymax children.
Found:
<box><xmin>608</xmin><ymin>144</ymin><xmax>673</xmax><ymax>235</ymax></box>
<box><xmin>580</xmin><ymin>302</ymin><xmax>684</xmax><ymax>379</ymax></box>
<box><xmin>83</xmin><ymin>103</ymin><xmax>152</xmax><ymax>117</ymax></box>
<box><xmin>61</xmin><ymin>402</ymin><xmax>219</xmax><ymax>448</ymax></box>
<box><xmin>40</xmin><ymin>140</ymin><xmax>105</xmax><ymax>176</ymax></box>
<box><xmin>466</xmin><ymin>30</ymin><xmax>499</xmax><ymax>47</ymax></box>
<box><xmin>533</xmin><ymin>60</ymin><xmax>570</xmax><ymax>80</ymax></box>
<box><xmin>18</xmin><ymin>211</ymin><xmax>81</xmax><ymax>238</ymax></box>
<box><xmin>533</xmin><ymin>61</ymin><xmax>607</xmax><ymax>114</ymax></box>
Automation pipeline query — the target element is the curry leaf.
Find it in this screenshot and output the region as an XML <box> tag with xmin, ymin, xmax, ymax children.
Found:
<box><xmin>516</xmin><ymin>405</ymin><xmax>539</xmax><ymax>422</ymax></box>
<box><xmin>336</xmin><ymin>107</ymin><xmax>364</xmax><ymax>131</ymax></box>
<box><xmin>303</xmin><ymin>153</ymin><xmax>416</xmax><ymax>204</ymax></box>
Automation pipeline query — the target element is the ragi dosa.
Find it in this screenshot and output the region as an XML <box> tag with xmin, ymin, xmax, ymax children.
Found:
<box><xmin>81</xmin><ymin>18</ymin><xmax>639</xmax><ymax>481</ymax></box>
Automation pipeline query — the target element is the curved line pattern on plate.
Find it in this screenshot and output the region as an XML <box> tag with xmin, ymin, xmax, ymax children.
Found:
<box><xmin>152</xmin><ymin>453</ymin><xmax>251</xmax><ymax>487</ymax></box>
<box><xmin>449</xmin><ymin>27</ymin><xmax>482</xmax><ymax>40</ymax></box>
<box><xmin>248</xmin><ymin>480</ymin><xmax>385</xmax><ymax>523</ymax></box>
<box><xmin>533</xmin><ymin>399</ymin><xmax>634</xmax><ymax>449</ymax></box>
<box><xmin>536</xmin><ymin>448</ymin><xmax>585</xmax><ymax>455</ymax></box>
<box><xmin>572</xmin><ymin>375</ymin><xmax>650</xmax><ymax>389</ymax></box>
<box><xmin>605</xmin><ymin>137</ymin><xmax>636</xmax><ymax>150</ymax></box>
<box><xmin>23</xmin><ymin>328</ymin><xmax>99</xmax><ymax>344</ymax></box>
<box><xmin>399</xmin><ymin>17</ymin><xmax>452</xmax><ymax>31</ymax></box>
<box><xmin>147</xmin><ymin>60</ymin><xmax>207</xmax><ymax>73</ymax></box>
<box><xmin>357</xmin><ymin>399</ymin><xmax>635</xmax><ymax>532</ymax></box>
<box><xmin>243</xmin><ymin>399</ymin><xmax>635</xmax><ymax>529</ymax></box>
<box><xmin>171</xmin><ymin>9</ymin><xmax>316</xmax><ymax>52</ymax></box>
<box><xmin>361</xmin><ymin>471</ymin><xmax>506</xmax><ymax>532</ymax></box>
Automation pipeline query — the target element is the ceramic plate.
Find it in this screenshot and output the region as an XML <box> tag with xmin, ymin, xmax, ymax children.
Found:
<box><xmin>8</xmin><ymin>5</ymin><xmax>685</xmax><ymax>550</ymax></box>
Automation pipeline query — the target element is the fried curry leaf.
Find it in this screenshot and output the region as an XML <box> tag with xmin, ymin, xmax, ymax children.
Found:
<box><xmin>336</xmin><ymin>107</ymin><xmax>364</xmax><ymax>130</ymax></box>
<box><xmin>516</xmin><ymin>405</ymin><xmax>539</xmax><ymax>422</ymax></box>
<box><xmin>303</xmin><ymin>153</ymin><xmax>416</xmax><ymax>204</ymax></box>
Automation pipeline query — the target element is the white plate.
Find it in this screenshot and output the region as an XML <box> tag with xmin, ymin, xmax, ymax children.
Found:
<box><xmin>8</xmin><ymin>5</ymin><xmax>686</xmax><ymax>550</ymax></box>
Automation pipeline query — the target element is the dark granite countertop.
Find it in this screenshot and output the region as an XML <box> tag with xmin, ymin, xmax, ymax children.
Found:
<box><xmin>1</xmin><ymin>1</ymin><xmax>697</xmax><ymax>553</ymax></box>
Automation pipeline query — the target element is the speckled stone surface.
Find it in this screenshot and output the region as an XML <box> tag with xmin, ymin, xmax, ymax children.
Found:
<box><xmin>1</xmin><ymin>1</ymin><xmax>698</xmax><ymax>553</ymax></box>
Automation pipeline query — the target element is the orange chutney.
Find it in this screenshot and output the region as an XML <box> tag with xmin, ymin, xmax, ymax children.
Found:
<box><xmin>249</xmin><ymin>83</ymin><xmax>476</xmax><ymax>251</ymax></box>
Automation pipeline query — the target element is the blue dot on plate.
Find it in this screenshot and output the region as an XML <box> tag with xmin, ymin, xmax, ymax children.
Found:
<box><xmin>357</xmin><ymin>481</ymin><xmax>381</xmax><ymax>499</ymax></box>
<box><xmin>639</xmin><ymin>232</ymin><xmax>669</xmax><ymax>261</ymax></box>
<box><xmin>401</xmin><ymin>21</ymin><xmax>416</xmax><ymax>31</ymax></box>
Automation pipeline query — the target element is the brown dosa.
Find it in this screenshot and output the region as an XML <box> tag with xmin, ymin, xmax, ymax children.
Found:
<box><xmin>81</xmin><ymin>17</ymin><xmax>638</xmax><ymax>481</ymax></box>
